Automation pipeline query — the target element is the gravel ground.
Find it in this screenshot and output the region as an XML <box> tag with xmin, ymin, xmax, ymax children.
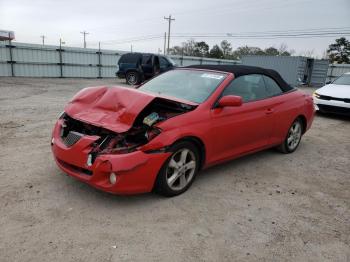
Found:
<box><xmin>0</xmin><ymin>77</ymin><xmax>349</xmax><ymax>262</ymax></box>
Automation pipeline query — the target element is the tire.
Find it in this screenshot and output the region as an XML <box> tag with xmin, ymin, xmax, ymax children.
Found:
<box><xmin>277</xmin><ymin>118</ymin><xmax>303</xmax><ymax>154</ymax></box>
<box><xmin>125</xmin><ymin>71</ymin><xmax>141</xmax><ymax>85</ymax></box>
<box><xmin>154</xmin><ymin>141</ymin><xmax>200</xmax><ymax>197</ymax></box>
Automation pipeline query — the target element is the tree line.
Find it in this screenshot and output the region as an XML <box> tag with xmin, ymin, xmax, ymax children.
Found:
<box><xmin>169</xmin><ymin>39</ymin><xmax>294</xmax><ymax>60</ymax></box>
<box><xmin>169</xmin><ymin>37</ymin><xmax>350</xmax><ymax>64</ymax></box>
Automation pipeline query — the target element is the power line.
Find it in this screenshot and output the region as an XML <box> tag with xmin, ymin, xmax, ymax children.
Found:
<box><xmin>164</xmin><ymin>15</ymin><xmax>175</xmax><ymax>54</ymax></box>
<box><xmin>80</xmin><ymin>31</ymin><xmax>89</xmax><ymax>48</ymax></box>
<box><xmin>173</xmin><ymin>33</ymin><xmax>350</xmax><ymax>38</ymax></box>
<box><xmin>172</xmin><ymin>30</ymin><xmax>350</xmax><ymax>39</ymax></box>
<box><xmin>176</xmin><ymin>27</ymin><xmax>350</xmax><ymax>37</ymax></box>
<box><xmin>87</xmin><ymin>27</ymin><xmax>349</xmax><ymax>47</ymax></box>
<box><xmin>98</xmin><ymin>35</ymin><xmax>163</xmax><ymax>45</ymax></box>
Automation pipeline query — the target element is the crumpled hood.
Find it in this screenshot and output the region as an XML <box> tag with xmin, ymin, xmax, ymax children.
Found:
<box><xmin>64</xmin><ymin>86</ymin><xmax>156</xmax><ymax>133</ymax></box>
<box><xmin>316</xmin><ymin>84</ymin><xmax>350</xmax><ymax>98</ymax></box>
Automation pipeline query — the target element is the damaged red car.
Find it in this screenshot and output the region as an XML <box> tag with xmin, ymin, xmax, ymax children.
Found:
<box><xmin>51</xmin><ymin>65</ymin><xmax>314</xmax><ymax>196</ymax></box>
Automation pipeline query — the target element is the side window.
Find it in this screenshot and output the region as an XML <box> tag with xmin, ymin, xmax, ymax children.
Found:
<box><xmin>159</xmin><ymin>57</ymin><xmax>169</xmax><ymax>67</ymax></box>
<box><xmin>222</xmin><ymin>74</ymin><xmax>268</xmax><ymax>102</ymax></box>
<box><xmin>142</xmin><ymin>55</ymin><xmax>152</xmax><ymax>65</ymax></box>
<box><xmin>263</xmin><ymin>76</ymin><xmax>283</xmax><ymax>96</ymax></box>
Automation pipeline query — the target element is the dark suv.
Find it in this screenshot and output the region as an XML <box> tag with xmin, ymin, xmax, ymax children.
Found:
<box><xmin>116</xmin><ymin>53</ymin><xmax>176</xmax><ymax>85</ymax></box>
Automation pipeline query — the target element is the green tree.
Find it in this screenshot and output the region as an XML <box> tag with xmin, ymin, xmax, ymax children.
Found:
<box><xmin>232</xmin><ymin>45</ymin><xmax>264</xmax><ymax>59</ymax></box>
<box><xmin>193</xmin><ymin>41</ymin><xmax>209</xmax><ymax>57</ymax></box>
<box><xmin>169</xmin><ymin>39</ymin><xmax>197</xmax><ymax>56</ymax></box>
<box><xmin>278</xmin><ymin>43</ymin><xmax>292</xmax><ymax>56</ymax></box>
<box><xmin>264</xmin><ymin>47</ymin><xmax>279</xmax><ymax>56</ymax></box>
<box><xmin>209</xmin><ymin>45</ymin><xmax>224</xmax><ymax>58</ymax></box>
<box><xmin>220</xmin><ymin>40</ymin><xmax>232</xmax><ymax>58</ymax></box>
<box><xmin>169</xmin><ymin>46</ymin><xmax>183</xmax><ymax>55</ymax></box>
<box><xmin>327</xmin><ymin>37</ymin><xmax>350</xmax><ymax>63</ymax></box>
<box><xmin>182</xmin><ymin>39</ymin><xmax>197</xmax><ymax>56</ymax></box>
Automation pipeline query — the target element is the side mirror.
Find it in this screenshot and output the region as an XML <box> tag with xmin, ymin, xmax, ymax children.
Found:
<box><xmin>325</xmin><ymin>80</ymin><xmax>332</xmax><ymax>84</ymax></box>
<box><xmin>217</xmin><ymin>95</ymin><xmax>243</xmax><ymax>107</ymax></box>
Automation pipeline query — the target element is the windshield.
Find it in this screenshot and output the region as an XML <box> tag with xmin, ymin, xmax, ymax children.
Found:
<box><xmin>139</xmin><ymin>69</ymin><xmax>227</xmax><ymax>103</ymax></box>
<box><xmin>333</xmin><ymin>74</ymin><xmax>350</xmax><ymax>85</ymax></box>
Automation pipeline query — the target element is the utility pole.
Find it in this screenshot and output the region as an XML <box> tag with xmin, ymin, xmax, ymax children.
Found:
<box><xmin>163</xmin><ymin>32</ymin><xmax>167</xmax><ymax>55</ymax></box>
<box><xmin>131</xmin><ymin>44</ymin><xmax>133</xmax><ymax>53</ymax></box>
<box><xmin>40</xmin><ymin>35</ymin><xmax>46</xmax><ymax>45</ymax></box>
<box><xmin>80</xmin><ymin>31</ymin><xmax>89</xmax><ymax>48</ymax></box>
<box><xmin>164</xmin><ymin>15</ymin><xmax>175</xmax><ymax>55</ymax></box>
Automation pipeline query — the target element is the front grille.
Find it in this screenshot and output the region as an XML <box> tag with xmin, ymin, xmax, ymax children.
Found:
<box><xmin>318</xmin><ymin>105</ymin><xmax>350</xmax><ymax>116</ymax></box>
<box><xmin>62</xmin><ymin>131</ymin><xmax>83</xmax><ymax>147</ymax></box>
<box><xmin>318</xmin><ymin>95</ymin><xmax>350</xmax><ymax>103</ymax></box>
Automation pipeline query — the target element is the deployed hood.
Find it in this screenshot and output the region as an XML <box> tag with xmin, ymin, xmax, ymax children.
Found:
<box><xmin>65</xmin><ymin>86</ymin><xmax>156</xmax><ymax>133</ymax></box>
<box><xmin>316</xmin><ymin>84</ymin><xmax>350</xmax><ymax>98</ymax></box>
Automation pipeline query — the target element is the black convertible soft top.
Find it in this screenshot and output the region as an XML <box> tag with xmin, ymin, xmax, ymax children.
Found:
<box><xmin>185</xmin><ymin>64</ymin><xmax>293</xmax><ymax>92</ymax></box>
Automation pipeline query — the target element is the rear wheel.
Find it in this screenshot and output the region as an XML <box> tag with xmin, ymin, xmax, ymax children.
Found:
<box><xmin>277</xmin><ymin>118</ymin><xmax>303</xmax><ymax>153</ymax></box>
<box><xmin>126</xmin><ymin>71</ymin><xmax>140</xmax><ymax>85</ymax></box>
<box><xmin>154</xmin><ymin>141</ymin><xmax>200</xmax><ymax>197</ymax></box>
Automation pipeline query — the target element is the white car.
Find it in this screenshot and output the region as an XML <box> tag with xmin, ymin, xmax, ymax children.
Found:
<box><xmin>313</xmin><ymin>72</ymin><xmax>350</xmax><ymax>116</ymax></box>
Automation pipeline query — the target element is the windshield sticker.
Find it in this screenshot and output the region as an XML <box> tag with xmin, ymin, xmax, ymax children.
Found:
<box><xmin>201</xmin><ymin>73</ymin><xmax>224</xmax><ymax>80</ymax></box>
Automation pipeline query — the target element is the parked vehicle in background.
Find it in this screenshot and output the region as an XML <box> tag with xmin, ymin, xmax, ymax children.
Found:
<box><xmin>313</xmin><ymin>72</ymin><xmax>350</xmax><ymax>116</ymax></box>
<box><xmin>51</xmin><ymin>65</ymin><xmax>314</xmax><ymax>197</ymax></box>
<box><xmin>116</xmin><ymin>53</ymin><xmax>176</xmax><ymax>85</ymax></box>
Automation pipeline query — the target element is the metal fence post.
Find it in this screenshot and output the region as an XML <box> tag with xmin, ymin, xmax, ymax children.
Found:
<box><xmin>57</xmin><ymin>39</ymin><xmax>64</xmax><ymax>78</ymax></box>
<box><xmin>97</xmin><ymin>42</ymin><xmax>102</xmax><ymax>78</ymax></box>
<box><xmin>329</xmin><ymin>64</ymin><xmax>334</xmax><ymax>81</ymax></box>
<box><xmin>7</xmin><ymin>39</ymin><xmax>15</xmax><ymax>77</ymax></box>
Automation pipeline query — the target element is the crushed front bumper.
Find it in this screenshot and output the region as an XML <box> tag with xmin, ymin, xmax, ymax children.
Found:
<box><xmin>51</xmin><ymin>121</ymin><xmax>171</xmax><ymax>195</ymax></box>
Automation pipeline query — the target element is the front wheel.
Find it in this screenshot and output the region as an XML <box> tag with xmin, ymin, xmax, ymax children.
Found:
<box><xmin>277</xmin><ymin>118</ymin><xmax>303</xmax><ymax>153</ymax></box>
<box><xmin>125</xmin><ymin>71</ymin><xmax>141</xmax><ymax>85</ymax></box>
<box><xmin>154</xmin><ymin>141</ymin><xmax>200</xmax><ymax>197</ymax></box>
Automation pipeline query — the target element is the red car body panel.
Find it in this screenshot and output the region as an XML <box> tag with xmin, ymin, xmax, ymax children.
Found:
<box><xmin>51</xmin><ymin>69</ymin><xmax>315</xmax><ymax>195</ymax></box>
<box><xmin>65</xmin><ymin>85</ymin><xmax>198</xmax><ymax>133</ymax></box>
<box><xmin>65</xmin><ymin>86</ymin><xmax>155</xmax><ymax>133</ymax></box>
<box><xmin>52</xmin><ymin>119</ymin><xmax>171</xmax><ymax>194</ymax></box>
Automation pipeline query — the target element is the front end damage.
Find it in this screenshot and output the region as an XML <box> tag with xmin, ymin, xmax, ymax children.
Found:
<box><xmin>51</xmin><ymin>95</ymin><xmax>196</xmax><ymax>194</ymax></box>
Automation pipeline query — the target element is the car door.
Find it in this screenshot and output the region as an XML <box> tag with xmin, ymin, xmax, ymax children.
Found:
<box><xmin>209</xmin><ymin>74</ymin><xmax>274</xmax><ymax>162</ymax></box>
<box><xmin>141</xmin><ymin>54</ymin><xmax>153</xmax><ymax>77</ymax></box>
<box><xmin>262</xmin><ymin>75</ymin><xmax>299</xmax><ymax>145</ymax></box>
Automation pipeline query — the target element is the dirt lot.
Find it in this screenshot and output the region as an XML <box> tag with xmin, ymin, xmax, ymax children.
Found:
<box><xmin>0</xmin><ymin>77</ymin><xmax>349</xmax><ymax>262</ymax></box>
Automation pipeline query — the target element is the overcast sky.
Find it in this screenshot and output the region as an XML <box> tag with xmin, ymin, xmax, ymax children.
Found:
<box><xmin>1</xmin><ymin>0</ymin><xmax>349</xmax><ymax>57</ymax></box>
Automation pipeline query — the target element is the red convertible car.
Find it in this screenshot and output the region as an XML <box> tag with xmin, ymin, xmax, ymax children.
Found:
<box><xmin>51</xmin><ymin>65</ymin><xmax>314</xmax><ymax>196</ymax></box>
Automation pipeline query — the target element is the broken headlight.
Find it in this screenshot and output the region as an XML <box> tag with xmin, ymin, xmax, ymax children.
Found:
<box><xmin>145</xmin><ymin>127</ymin><xmax>161</xmax><ymax>140</ymax></box>
<box><xmin>99</xmin><ymin>127</ymin><xmax>162</xmax><ymax>155</ymax></box>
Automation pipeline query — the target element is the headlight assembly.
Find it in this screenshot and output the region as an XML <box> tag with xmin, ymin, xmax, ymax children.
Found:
<box><xmin>313</xmin><ymin>92</ymin><xmax>320</xmax><ymax>99</ymax></box>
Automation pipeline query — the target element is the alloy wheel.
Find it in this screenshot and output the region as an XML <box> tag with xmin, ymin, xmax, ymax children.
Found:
<box><xmin>166</xmin><ymin>148</ymin><xmax>196</xmax><ymax>191</ymax></box>
<box><xmin>287</xmin><ymin>121</ymin><xmax>302</xmax><ymax>151</ymax></box>
<box><xmin>127</xmin><ymin>72</ymin><xmax>138</xmax><ymax>85</ymax></box>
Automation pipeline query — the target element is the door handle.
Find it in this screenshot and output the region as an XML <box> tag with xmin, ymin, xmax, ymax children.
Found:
<box><xmin>266</xmin><ymin>108</ymin><xmax>274</xmax><ymax>115</ymax></box>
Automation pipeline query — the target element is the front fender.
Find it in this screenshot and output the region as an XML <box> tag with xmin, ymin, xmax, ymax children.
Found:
<box><xmin>139</xmin><ymin>122</ymin><xmax>210</xmax><ymax>159</ymax></box>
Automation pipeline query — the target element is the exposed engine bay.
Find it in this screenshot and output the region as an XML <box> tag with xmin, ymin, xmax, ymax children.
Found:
<box><xmin>60</xmin><ymin>98</ymin><xmax>196</xmax><ymax>162</ymax></box>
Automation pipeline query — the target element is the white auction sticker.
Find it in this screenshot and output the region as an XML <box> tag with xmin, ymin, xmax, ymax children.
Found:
<box><xmin>201</xmin><ymin>73</ymin><xmax>224</xmax><ymax>80</ymax></box>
